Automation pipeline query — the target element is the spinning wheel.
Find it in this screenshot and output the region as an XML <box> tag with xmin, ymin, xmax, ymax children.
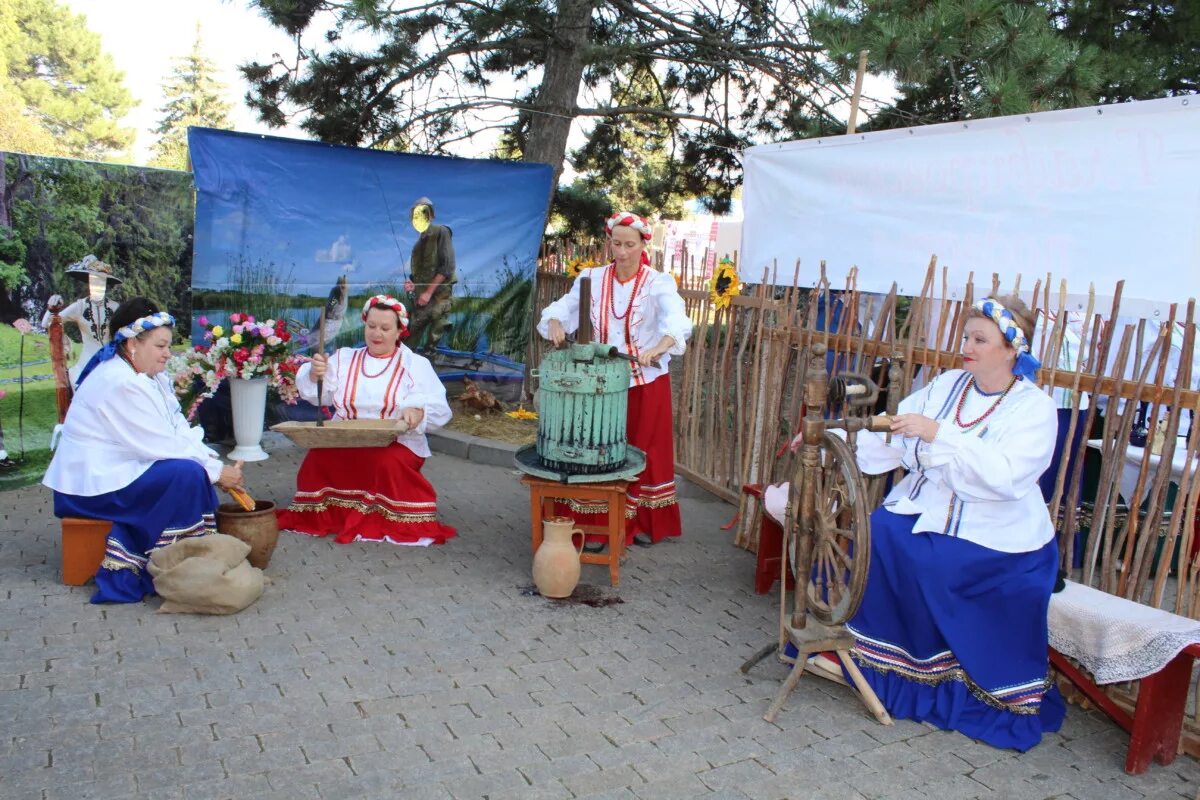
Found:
<box><xmin>791</xmin><ymin>431</ymin><xmax>871</xmax><ymax>627</ymax></box>
<box><xmin>742</xmin><ymin>342</ymin><xmax>899</xmax><ymax>725</ymax></box>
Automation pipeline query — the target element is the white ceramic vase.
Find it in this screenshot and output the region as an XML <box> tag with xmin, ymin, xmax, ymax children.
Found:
<box><xmin>228</xmin><ymin>376</ymin><xmax>270</xmax><ymax>462</ymax></box>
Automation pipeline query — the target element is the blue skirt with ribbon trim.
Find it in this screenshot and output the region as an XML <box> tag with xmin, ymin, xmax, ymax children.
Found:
<box><xmin>53</xmin><ymin>459</ymin><xmax>218</xmax><ymax>604</ymax></box>
<box><xmin>846</xmin><ymin>507</ymin><xmax>1065</xmax><ymax>751</ymax></box>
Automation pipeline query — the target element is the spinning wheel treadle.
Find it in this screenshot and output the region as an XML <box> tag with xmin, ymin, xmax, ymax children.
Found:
<box><xmin>791</xmin><ymin>431</ymin><xmax>871</xmax><ymax>627</ymax></box>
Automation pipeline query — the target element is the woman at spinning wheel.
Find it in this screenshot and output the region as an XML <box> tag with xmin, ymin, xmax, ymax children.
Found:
<box><xmin>276</xmin><ymin>295</ymin><xmax>456</xmax><ymax>545</ymax></box>
<box><xmin>538</xmin><ymin>211</ymin><xmax>691</xmax><ymax>549</ymax></box>
<box><xmin>43</xmin><ymin>298</ymin><xmax>244</xmax><ymax>603</ymax></box>
<box><xmin>776</xmin><ymin>294</ymin><xmax>1065</xmax><ymax>750</ymax></box>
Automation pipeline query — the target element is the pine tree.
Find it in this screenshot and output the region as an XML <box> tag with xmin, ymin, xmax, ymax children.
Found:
<box><xmin>552</xmin><ymin>66</ymin><xmax>689</xmax><ymax>238</ymax></box>
<box><xmin>149</xmin><ymin>27</ymin><xmax>233</xmax><ymax>171</ymax></box>
<box><xmin>809</xmin><ymin>1</ymin><xmax>1194</xmax><ymax>132</ymax></box>
<box><xmin>0</xmin><ymin>0</ymin><xmax>135</xmax><ymax>159</ymax></box>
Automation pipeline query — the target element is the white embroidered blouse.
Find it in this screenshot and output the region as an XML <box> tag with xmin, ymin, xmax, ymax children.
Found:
<box><xmin>536</xmin><ymin>264</ymin><xmax>692</xmax><ymax>387</ymax></box>
<box><xmin>294</xmin><ymin>345</ymin><xmax>451</xmax><ymax>458</ymax></box>
<box><xmin>43</xmin><ymin>357</ymin><xmax>224</xmax><ymax>497</ymax></box>
<box><xmin>767</xmin><ymin>369</ymin><xmax>1058</xmax><ymax>554</ymax></box>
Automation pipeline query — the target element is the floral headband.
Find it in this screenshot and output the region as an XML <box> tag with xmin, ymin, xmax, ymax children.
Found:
<box><xmin>75</xmin><ymin>311</ymin><xmax>175</xmax><ymax>386</ymax></box>
<box><xmin>114</xmin><ymin>312</ymin><xmax>175</xmax><ymax>342</ymax></box>
<box><xmin>605</xmin><ymin>211</ymin><xmax>653</xmax><ymax>242</ymax></box>
<box><xmin>973</xmin><ymin>298</ymin><xmax>1041</xmax><ymax>380</ymax></box>
<box><xmin>362</xmin><ymin>294</ymin><xmax>410</xmax><ymax>329</ymax></box>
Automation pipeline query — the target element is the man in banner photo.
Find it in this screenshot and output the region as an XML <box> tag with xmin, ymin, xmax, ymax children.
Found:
<box><xmin>405</xmin><ymin>197</ymin><xmax>457</xmax><ymax>352</ymax></box>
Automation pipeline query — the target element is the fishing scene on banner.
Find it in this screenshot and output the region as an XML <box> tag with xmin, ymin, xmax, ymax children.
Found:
<box><xmin>185</xmin><ymin>128</ymin><xmax>553</xmax><ymax>436</ymax></box>
<box><xmin>0</xmin><ymin>152</ymin><xmax>195</xmax><ymax>489</ymax></box>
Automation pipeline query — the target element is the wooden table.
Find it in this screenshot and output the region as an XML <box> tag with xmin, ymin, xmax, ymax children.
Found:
<box><xmin>521</xmin><ymin>475</ymin><xmax>631</xmax><ymax>587</ymax></box>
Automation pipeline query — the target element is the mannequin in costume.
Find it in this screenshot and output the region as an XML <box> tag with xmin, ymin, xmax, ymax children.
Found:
<box><xmin>43</xmin><ymin>298</ymin><xmax>245</xmax><ymax>604</ymax></box>
<box><xmin>404</xmin><ymin>198</ymin><xmax>456</xmax><ymax>352</ymax></box>
<box><xmin>537</xmin><ymin>211</ymin><xmax>692</xmax><ymax>549</ymax></box>
<box><xmin>276</xmin><ymin>295</ymin><xmax>456</xmax><ymax>545</ymax></box>
<box><xmin>765</xmin><ymin>294</ymin><xmax>1065</xmax><ymax>752</ymax></box>
<box><xmin>40</xmin><ymin>255</ymin><xmax>122</xmax><ymax>388</ymax></box>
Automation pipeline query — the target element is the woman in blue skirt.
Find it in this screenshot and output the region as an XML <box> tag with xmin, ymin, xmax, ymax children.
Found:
<box><xmin>43</xmin><ymin>298</ymin><xmax>244</xmax><ymax>603</ymax></box>
<box><xmin>834</xmin><ymin>294</ymin><xmax>1065</xmax><ymax>751</ymax></box>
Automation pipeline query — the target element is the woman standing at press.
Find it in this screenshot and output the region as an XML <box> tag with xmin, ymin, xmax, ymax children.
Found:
<box><xmin>538</xmin><ymin>212</ymin><xmax>692</xmax><ymax>549</ymax></box>
<box><xmin>43</xmin><ymin>298</ymin><xmax>244</xmax><ymax>603</ymax></box>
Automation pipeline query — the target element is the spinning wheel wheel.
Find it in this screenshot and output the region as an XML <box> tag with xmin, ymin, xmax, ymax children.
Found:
<box><xmin>791</xmin><ymin>431</ymin><xmax>871</xmax><ymax>627</ymax></box>
<box><xmin>742</xmin><ymin>342</ymin><xmax>899</xmax><ymax>725</ymax></box>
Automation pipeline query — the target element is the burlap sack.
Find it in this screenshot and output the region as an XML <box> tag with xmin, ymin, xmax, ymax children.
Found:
<box><xmin>147</xmin><ymin>534</ymin><xmax>265</xmax><ymax>614</ymax></box>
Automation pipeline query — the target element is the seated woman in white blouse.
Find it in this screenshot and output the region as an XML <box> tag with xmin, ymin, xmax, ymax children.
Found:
<box><xmin>538</xmin><ymin>211</ymin><xmax>692</xmax><ymax>550</ymax></box>
<box><xmin>766</xmin><ymin>294</ymin><xmax>1066</xmax><ymax>751</ymax></box>
<box><xmin>276</xmin><ymin>295</ymin><xmax>456</xmax><ymax>546</ymax></box>
<box><xmin>43</xmin><ymin>298</ymin><xmax>244</xmax><ymax>604</ymax></box>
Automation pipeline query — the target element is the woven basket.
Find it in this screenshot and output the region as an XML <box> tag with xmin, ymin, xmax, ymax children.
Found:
<box><xmin>270</xmin><ymin>418</ymin><xmax>409</xmax><ymax>449</ymax></box>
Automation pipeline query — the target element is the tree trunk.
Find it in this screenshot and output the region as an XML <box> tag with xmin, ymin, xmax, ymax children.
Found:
<box><xmin>523</xmin><ymin>0</ymin><xmax>593</xmax><ymax>191</ymax></box>
<box><xmin>0</xmin><ymin>155</ymin><xmax>7</xmax><ymax>230</ymax></box>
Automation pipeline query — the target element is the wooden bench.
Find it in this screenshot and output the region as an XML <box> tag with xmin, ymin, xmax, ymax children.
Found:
<box><xmin>61</xmin><ymin>517</ymin><xmax>111</xmax><ymax>585</ymax></box>
<box><xmin>1049</xmin><ymin>581</ymin><xmax>1200</xmax><ymax>774</ymax></box>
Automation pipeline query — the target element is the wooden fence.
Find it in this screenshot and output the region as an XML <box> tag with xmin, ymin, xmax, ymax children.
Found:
<box><xmin>530</xmin><ymin>252</ymin><xmax>1200</xmax><ymax>620</ymax></box>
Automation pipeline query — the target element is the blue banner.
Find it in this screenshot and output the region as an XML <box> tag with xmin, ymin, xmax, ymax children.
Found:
<box><xmin>188</xmin><ymin>128</ymin><xmax>552</xmax><ymax>387</ymax></box>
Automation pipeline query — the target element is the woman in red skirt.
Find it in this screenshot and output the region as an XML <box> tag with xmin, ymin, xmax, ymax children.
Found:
<box><xmin>539</xmin><ymin>211</ymin><xmax>692</xmax><ymax>549</ymax></box>
<box><xmin>277</xmin><ymin>295</ymin><xmax>456</xmax><ymax>545</ymax></box>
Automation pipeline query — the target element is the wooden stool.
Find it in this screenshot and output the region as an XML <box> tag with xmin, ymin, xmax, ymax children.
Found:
<box><xmin>61</xmin><ymin>517</ymin><xmax>111</xmax><ymax>585</ymax></box>
<box><xmin>521</xmin><ymin>475</ymin><xmax>630</xmax><ymax>587</ymax></box>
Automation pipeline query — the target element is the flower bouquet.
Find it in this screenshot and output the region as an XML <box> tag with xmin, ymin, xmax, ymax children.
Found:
<box><xmin>169</xmin><ymin>312</ymin><xmax>303</xmax><ymax>420</ymax></box>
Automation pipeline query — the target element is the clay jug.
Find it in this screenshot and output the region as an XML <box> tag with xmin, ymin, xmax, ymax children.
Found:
<box><xmin>533</xmin><ymin>516</ymin><xmax>584</xmax><ymax>598</ymax></box>
<box><xmin>215</xmin><ymin>500</ymin><xmax>279</xmax><ymax>570</ymax></box>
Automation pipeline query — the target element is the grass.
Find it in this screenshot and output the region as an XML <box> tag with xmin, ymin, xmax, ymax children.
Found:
<box><xmin>445</xmin><ymin>407</ymin><xmax>537</xmax><ymax>445</ymax></box>
<box><xmin>0</xmin><ymin>357</ymin><xmax>58</xmax><ymax>492</ymax></box>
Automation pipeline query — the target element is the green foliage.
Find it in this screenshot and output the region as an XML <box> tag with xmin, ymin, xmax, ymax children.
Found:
<box><xmin>2</xmin><ymin>153</ymin><xmax>194</xmax><ymax>327</ymax></box>
<box><xmin>150</xmin><ymin>27</ymin><xmax>234</xmax><ymax>171</ymax></box>
<box><xmin>808</xmin><ymin>1</ymin><xmax>1194</xmax><ymax>131</ymax></box>
<box><xmin>0</xmin><ymin>0</ymin><xmax>135</xmax><ymax>159</ymax></box>
<box><xmin>1049</xmin><ymin>1</ymin><xmax>1199</xmax><ymax>102</ymax></box>
<box><xmin>552</xmin><ymin>66</ymin><xmax>689</xmax><ymax>236</ymax></box>
<box><xmin>0</xmin><ymin>228</ymin><xmax>27</xmax><ymax>290</ymax></box>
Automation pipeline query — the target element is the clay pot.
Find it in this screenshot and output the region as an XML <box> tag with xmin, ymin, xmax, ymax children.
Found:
<box><xmin>533</xmin><ymin>516</ymin><xmax>584</xmax><ymax>599</ymax></box>
<box><xmin>215</xmin><ymin>500</ymin><xmax>279</xmax><ymax>570</ymax></box>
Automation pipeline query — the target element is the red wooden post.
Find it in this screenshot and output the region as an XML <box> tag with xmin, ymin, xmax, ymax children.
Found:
<box><xmin>47</xmin><ymin>301</ymin><xmax>73</xmax><ymax>422</ymax></box>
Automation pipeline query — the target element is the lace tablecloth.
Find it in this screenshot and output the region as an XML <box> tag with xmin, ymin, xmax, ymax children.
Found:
<box><xmin>1048</xmin><ymin>580</ymin><xmax>1200</xmax><ymax>684</ymax></box>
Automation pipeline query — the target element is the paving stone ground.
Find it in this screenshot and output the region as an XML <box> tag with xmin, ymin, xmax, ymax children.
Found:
<box><xmin>2</xmin><ymin>436</ymin><xmax>1198</xmax><ymax>800</ymax></box>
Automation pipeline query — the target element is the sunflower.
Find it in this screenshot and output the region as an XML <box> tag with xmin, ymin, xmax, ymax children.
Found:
<box><xmin>709</xmin><ymin>258</ymin><xmax>741</xmax><ymax>309</ymax></box>
<box><xmin>566</xmin><ymin>256</ymin><xmax>598</xmax><ymax>279</ymax></box>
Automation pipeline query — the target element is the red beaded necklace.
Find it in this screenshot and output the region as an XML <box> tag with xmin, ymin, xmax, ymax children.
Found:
<box><xmin>360</xmin><ymin>347</ymin><xmax>399</xmax><ymax>379</ymax></box>
<box><xmin>954</xmin><ymin>376</ymin><xmax>1016</xmax><ymax>430</ymax></box>
<box><xmin>608</xmin><ymin>264</ymin><xmax>646</xmax><ymax>321</ymax></box>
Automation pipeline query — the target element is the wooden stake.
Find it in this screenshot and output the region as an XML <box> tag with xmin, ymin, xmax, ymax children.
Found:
<box><xmin>847</xmin><ymin>50</ymin><xmax>870</xmax><ymax>135</ymax></box>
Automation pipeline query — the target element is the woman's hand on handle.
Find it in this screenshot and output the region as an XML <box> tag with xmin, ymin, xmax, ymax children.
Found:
<box><xmin>890</xmin><ymin>413</ymin><xmax>939</xmax><ymax>444</ymax></box>
<box><xmin>400</xmin><ymin>407</ymin><xmax>425</xmax><ymax>430</ymax></box>
<box><xmin>309</xmin><ymin>352</ymin><xmax>328</xmax><ymax>381</ymax></box>
<box><xmin>216</xmin><ymin>460</ymin><xmax>245</xmax><ymax>491</ymax></box>
<box><xmin>547</xmin><ymin>319</ymin><xmax>566</xmax><ymax>347</ymax></box>
<box><xmin>637</xmin><ymin>335</ymin><xmax>674</xmax><ymax>367</ymax></box>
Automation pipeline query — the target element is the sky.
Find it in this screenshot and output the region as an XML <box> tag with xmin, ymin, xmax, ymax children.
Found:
<box><xmin>62</xmin><ymin>0</ymin><xmax>308</xmax><ymax>163</ymax></box>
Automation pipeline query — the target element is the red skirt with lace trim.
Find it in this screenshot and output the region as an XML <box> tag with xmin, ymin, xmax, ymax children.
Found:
<box><xmin>276</xmin><ymin>442</ymin><xmax>456</xmax><ymax>545</ymax></box>
<box><xmin>555</xmin><ymin>374</ymin><xmax>682</xmax><ymax>544</ymax></box>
